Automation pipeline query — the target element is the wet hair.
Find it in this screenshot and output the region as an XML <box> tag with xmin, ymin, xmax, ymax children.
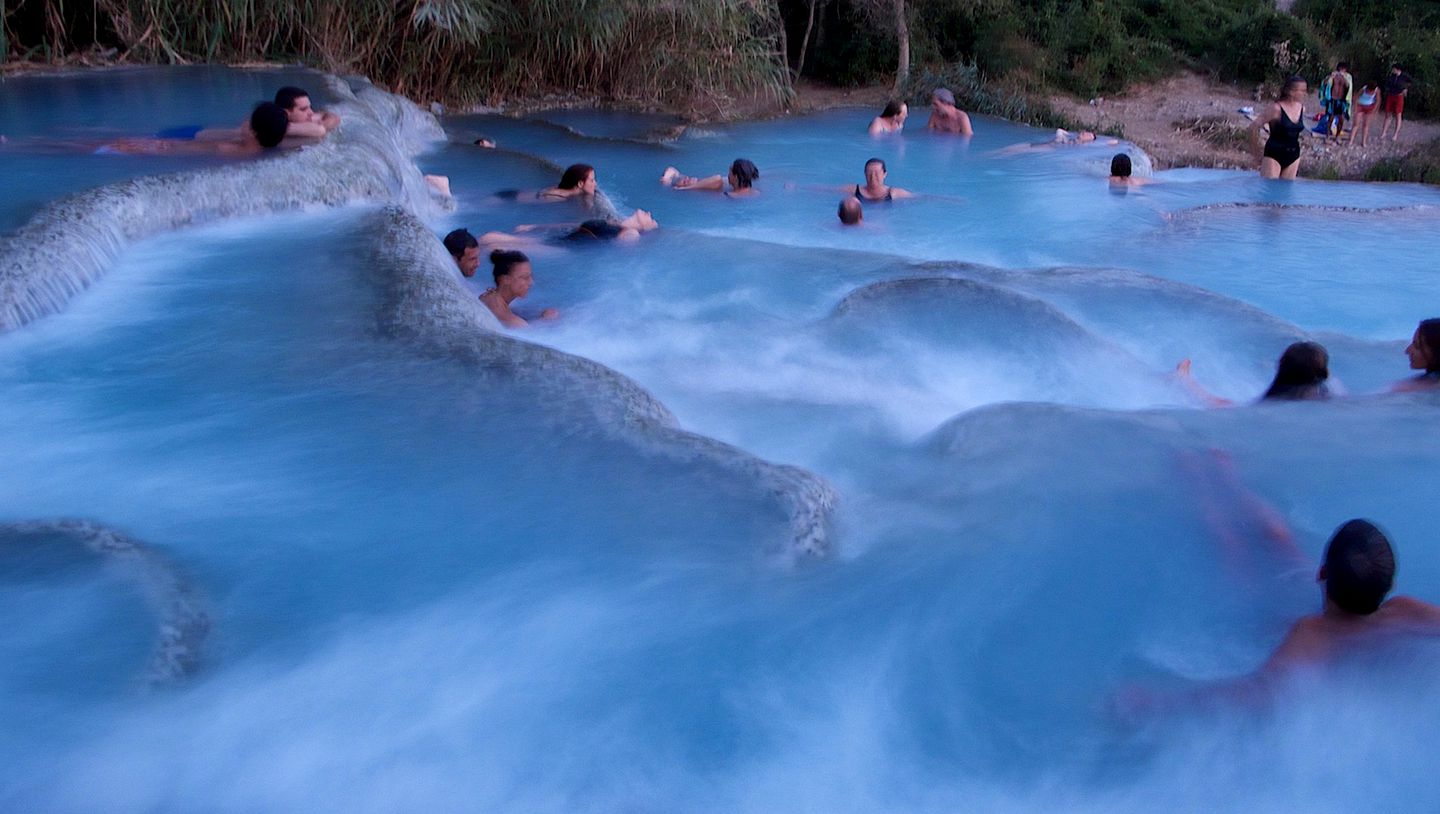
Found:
<box><xmin>1262</xmin><ymin>341</ymin><xmax>1330</xmax><ymax>401</ymax></box>
<box><xmin>557</xmin><ymin>163</ymin><xmax>595</xmax><ymax>191</ymax></box>
<box><xmin>274</xmin><ymin>86</ymin><xmax>310</xmax><ymax>112</ymax></box>
<box><xmin>1336</xmin><ymin>61</ymin><xmax>1349</xmax><ymax>71</ymax></box>
<box><xmin>250</xmin><ymin>102</ymin><xmax>290</xmax><ymax>149</ymax></box>
<box><xmin>566</xmin><ymin>219</ymin><xmax>623</xmax><ymax>241</ymax></box>
<box><xmin>838</xmin><ymin>197</ymin><xmax>863</xmax><ymax>225</ymax></box>
<box><xmin>1279</xmin><ymin>75</ymin><xmax>1307</xmax><ymax>100</ymax></box>
<box><xmin>1323</xmin><ymin>519</ymin><xmax>1395</xmax><ymax>615</ymax></box>
<box><xmin>442</xmin><ymin>228</ymin><xmax>478</xmax><ymax>258</ymax></box>
<box><xmin>881</xmin><ymin>100</ymin><xmax>904</xmax><ymax>118</ymax></box>
<box><xmin>1414</xmin><ymin>318</ymin><xmax>1440</xmax><ymax>373</ymax></box>
<box><xmin>729</xmin><ymin>158</ymin><xmax>760</xmax><ymax>189</ymax></box>
<box><xmin>489</xmin><ymin>249</ymin><xmax>529</xmax><ymax>282</ymax></box>
<box><xmin>1110</xmin><ymin>153</ymin><xmax>1132</xmax><ymax>178</ymax></box>
<box><xmin>864</xmin><ymin>157</ymin><xmax>887</xmax><ymax>173</ymax></box>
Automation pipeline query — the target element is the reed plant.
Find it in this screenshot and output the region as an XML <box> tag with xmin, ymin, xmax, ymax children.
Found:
<box><xmin>8</xmin><ymin>0</ymin><xmax>791</xmax><ymax>109</ymax></box>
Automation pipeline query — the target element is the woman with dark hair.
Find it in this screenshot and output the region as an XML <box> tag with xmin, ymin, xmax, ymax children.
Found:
<box><xmin>1261</xmin><ymin>341</ymin><xmax>1331</xmax><ymax>401</ymax></box>
<box><xmin>868</xmin><ymin>101</ymin><xmax>909</xmax><ymax>135</ymax></box>
<box><xmin>475</xmin><ymin>209</ymin><xmax>660</xmax><ymax>251</ymax></box>
<box><xmin>1394</xmin><ymin>318</ymin><xmax>1440</xmax><ymax>391</ymax></box>
<box><xmin>564</xmin><ymin>209</ymin><xmax>659</xmax><ymax>242</ymax></box>
<box><xmin>537</xmin><ymin>163</ymin><xmax>597</xmax><ymax>200</ymax></box>
<box><xmin>1176</xmin><ymin>341</ymin><xmax>1331</xmax><ymax>406</ymax></box>
<box><xmin>660</xmin><ymin>158</ymin><xmax>760</xmax><ymax>196</ymax></box>
<box><xmin>1250</xmin><ymin>76</ymin><xmax>1308</xmax><ymax>180</ymax></box>
<box><xmin>1108</xmin><ymin>153</ymin><xmax>1153</xmax><ymax>187</ymax></box>
<box><xmin>478</xmin><ymin>250</ymin><xmax>558</xmax><ymax>328</ymax></box>
<box><xmin>850</xmin><ymin>158</ymin><xmax>913</xmax><ymax>202</ymax></box>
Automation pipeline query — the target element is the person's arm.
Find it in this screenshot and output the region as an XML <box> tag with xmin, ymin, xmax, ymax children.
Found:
<box><xmin>956</xmin><ymin>110</ymin><xmax>974</xmax><ymax>137</ymax></box>
<box><xmin>868</xmin><ymin>117</ymin><xmax>886</xmax><ymax>136</ymax></box>
<box><xmin>889</xmin><ymin>186</ymin><xmax>915</xmax><ymax>199</ymax></box>
<box><xmin>1249</xmin><ymin>104</ymin><xmax>1278</xmax><ymax>158</ymax></box>
<box><xmin>673</xmin><ymin>174</ymin><xmax>726</xmax><ymax>191</ymax></box>
<box><xmin>1174</xmin><ymin>359</ymin><xmax>1235</xmax><ymax>407</ymax></box>
<box><xmin>927</xmin><ymin>112</ymin><xmax>940</xmax><ymax>131</ymax></box>
<box><xmin>284</xmin><ymin>120</ymin><xmax>329</xmax><ymax>139</ymax></box>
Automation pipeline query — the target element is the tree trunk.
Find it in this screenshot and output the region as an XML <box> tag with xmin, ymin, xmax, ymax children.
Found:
<box><xmin>796</xmin><ymin>0</ymin><xmax>820</xmax><ymax>76</ymax></box>
<box><xmin>893</xmin><ymin>0</ymin><xmax>910</xmax><ymax>93</ymax></box>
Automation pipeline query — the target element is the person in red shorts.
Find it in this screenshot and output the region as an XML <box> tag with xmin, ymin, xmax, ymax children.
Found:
<box><xmin>1380</xmin><ymin>64</ymin><xmax>1412</xmax><ymax>142</ymax></box>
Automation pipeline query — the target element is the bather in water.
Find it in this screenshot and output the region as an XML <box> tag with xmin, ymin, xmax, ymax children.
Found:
<box><xmin>660</xmin><ymin>158</ymin><xmax>759</xmax><ymax>196</ymax></box>
<box><xmin>478</xmin><ymin>249</ymin><xmax>559</xmax><ymax>329</ymax></box>
<box><xmin>1177</xmin><ymin>341</ymin><xmax>1332</xmax><ymax>407</ymax></box>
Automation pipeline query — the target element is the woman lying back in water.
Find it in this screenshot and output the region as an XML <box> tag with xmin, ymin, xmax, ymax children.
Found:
<box><xmin>493</xmin><ymin>163</ymin><xmax>599</xmax><ymax>203</ymax></box>
<box><xmin>476</xmin><ymin>209</ymin><xmax>660</xmax><ymax>252</ymax></box>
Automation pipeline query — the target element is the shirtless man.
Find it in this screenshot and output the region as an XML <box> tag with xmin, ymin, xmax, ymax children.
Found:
<box><xmin>1120</xmin><ymin>518</ymin><xmax>1440</xmax><ymax>717</ymax></box>
<box><xmin>274</xmin><ymin>86</ymin><xmax>341</xmax><ymax>137</ymax></box>
<box><xmin>99</xmin><ymin>102</ymin><xmax>292</xmax><ymax>156</ymax></box>
<box><xmin>926</xmin><ymin>88</ymin><xmax>974</xmax><ymax>136</ymax></box>
<box><xmin>479</xmin><ymin>249</ymin><xmax>558</xmax><ymax>328</ymax></box>
<box><xmin>1259</xmin><ymin>519</ymin><xmax>1440</xmax><ymax>672</ymax></box>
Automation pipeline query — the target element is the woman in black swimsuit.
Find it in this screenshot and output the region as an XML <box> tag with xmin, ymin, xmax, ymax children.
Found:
<box><xmin>852</xmin><ymin>158</ymin><xmax>914</xmax><ymax>201</ymax></box>
<box><xmin>1251</xmin><ymin>76</ymin><xmax>1308</xmax><ymax>180</ymax></box>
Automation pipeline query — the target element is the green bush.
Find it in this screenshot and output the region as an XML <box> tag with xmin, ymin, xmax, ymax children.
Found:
<box><xmin>1365</xmin><ymin>138</ymin><xmax>1440</xmax><ymax>184</ymax></box>
<box><xmin>903</xmin><ymin>61</ymin><xmax>1087</xmax><ymax>130</ymax></box>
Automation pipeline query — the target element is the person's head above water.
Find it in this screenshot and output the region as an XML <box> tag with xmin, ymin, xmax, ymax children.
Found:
<box><xmin>274</xmin><ymin>86</ymin><xmax>314</xmax><ymax>123</ymax></box>
<box><xmin>443</xmin><ymin>228</ymin><xmax>481</xmax><ymax>277</ymax></box>
<box><xmin>880</xmin><ymin>100</ymin><xmax>908</xmax><ymax>120</ymax></box>
<box><xmin>729</xmin><ymin>158</ymin><xmax>760</xmax><ymax>190</ymax></box>
<box><xmin>863</xmin><ymin>158</ymin><xmax>888</xmax><ymax>187</ymax></box>
<box><xmin>1336</xmin><ymin>61</ymin><xmax>1349</xmax><ymax>72</ymax></box>
<box><xmin>1321</xmin><ymin>519</ymin><xmax>1395</xmax><ymax>615</ymax></box>
<box><xmin>1407</xmin><ymin>318</ymin><xmax>1440</xmax><ymax>374</ymax></box>
<box><xmin>489</xmin><ymin>249</ymin><xmax>532</xmax><ymax>290</ymax></box>
<box><xmin>1262</xmin><ymin>341</ymin><xmax>1330</xmax><ymax>400</ymax></box>
<box><xmin>838</xmin><ymin>197</ymin><xmax>863</xmax><ymax>226</ymax></box>
<box><xmin>557</xmin><ymin>163</ymin><xmax>597</xmax><ymax>193</ymax></box>
<box><xmin>1110</xmin><ymin>153</ymin><xmax>1133</xmax><ymax>178</ymax></box>
<box><xmin>249</xmin><ymin>102</ymin><xmax>290</xmax><ymax>149</ymax></box>
<box><xmin>932</xmin><ymin>88</ymin><xmax>956</xmax><ymax>108</ymax></box>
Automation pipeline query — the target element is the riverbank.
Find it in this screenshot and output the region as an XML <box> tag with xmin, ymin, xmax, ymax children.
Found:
<box><xmin>1047</xmin><ymin>72</ymin><xmax>1440</xmax><ymax>180</ymax></box>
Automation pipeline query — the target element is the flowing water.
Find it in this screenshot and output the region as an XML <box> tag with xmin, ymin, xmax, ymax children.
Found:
<box><xmin>2</xmin><ymin>68</ymin><xmax>1439</xmax><ymax>811</ymax></box>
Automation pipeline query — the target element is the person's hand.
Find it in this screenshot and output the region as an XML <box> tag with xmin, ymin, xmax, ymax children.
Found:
<box><xmin>1175</xmin><ymin>358</ymin><xmax>1193</xmax><ymax>378</ymax></box>
<box><xmin>540</xmin><ymin>308</ymin><xmax>560</xmax><ymax>320</ymax></box>
<box><xmin>515</xmin><ymin>224</ymin><xmax>538</xmax><ymax>233</ymax></box>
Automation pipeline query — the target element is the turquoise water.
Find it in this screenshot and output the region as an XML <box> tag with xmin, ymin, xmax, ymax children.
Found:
<box><xmin>3</xmin><ymin>71</ymin><xmax>1440</xmax><ymax>811</ymax></box>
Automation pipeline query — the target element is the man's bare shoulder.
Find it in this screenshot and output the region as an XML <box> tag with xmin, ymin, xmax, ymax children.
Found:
<box><xmin>1379</xmin><ymin>596</ymin><xmax>1440</xmax><ymax>628</ymax></box>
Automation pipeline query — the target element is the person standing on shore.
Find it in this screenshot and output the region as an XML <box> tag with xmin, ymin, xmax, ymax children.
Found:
<box><xmin>1250</xmin><ymin>76</ymin><xmax>1308</xmax><ymax>180</ymax></box>
<box><xmin>1380</xmin><ymin>65</ymin><xmax>1413</xmax><ymax>142</ymax></box>
<box><xmin>1353</xmin><ymin>81</ymin><xmax>1381</xmax><ymax>147</ymax></box>
<box><xmin>1320</xmin><ymin>62</ymin><xmax>1351</xmax><ymax>143</ymax></box>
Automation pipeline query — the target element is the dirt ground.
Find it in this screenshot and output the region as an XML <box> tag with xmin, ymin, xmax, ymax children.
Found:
<box><xmin>1047</xmin><ymin>72</ymin><xmax>1440</xmax><ymax>178</ymax></box>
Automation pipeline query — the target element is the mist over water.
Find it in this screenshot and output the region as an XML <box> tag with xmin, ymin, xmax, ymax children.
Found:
<box><xmin>3</xmin><ymin>71</ymin><xmax>1440</xmax><ymax>811</ymax></box>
